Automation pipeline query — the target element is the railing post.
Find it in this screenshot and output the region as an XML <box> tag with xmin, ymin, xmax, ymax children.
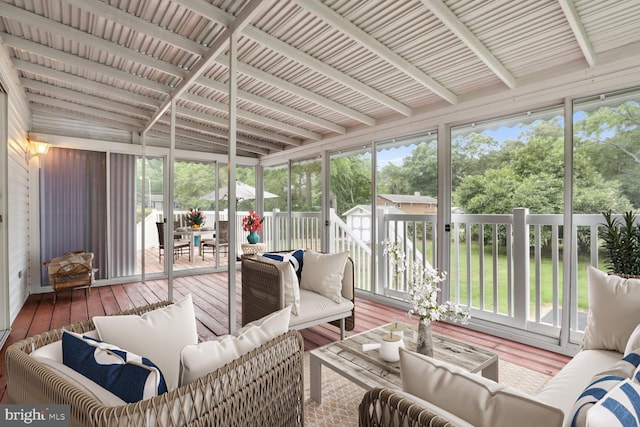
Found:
<box><xmin>513</xmin><ymin>208</ymin><xmax>530</xmax><ymax>328</ymax></box>
<box><xmin>328</xmin><ymin>208</ymin><xmax>336</xmax><ymax>252</ymax></box>
<box><xmin>272</xmin><ymin>208</ymin><xmax>280</xmax><ymax>251</ymax></box>
<box><xmin>376</xmin><ymin>206</ymin><xmax>388</xmax><ymax>295</ymax></box>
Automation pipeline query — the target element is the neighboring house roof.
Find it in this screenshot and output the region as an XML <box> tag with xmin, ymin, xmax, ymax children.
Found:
<box><xmin>342</xmin><ymin>204</ymin><xmax>404</xmax><ymax>216</ymax></box>
<box><xmin>378</xmin><ymin>194</ymin><xmax>437</xmax><ymax>205</ymax></box>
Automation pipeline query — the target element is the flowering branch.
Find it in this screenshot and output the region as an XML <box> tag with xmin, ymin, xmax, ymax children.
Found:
<box><xmin>381</xmin><ymin>239</ymin><xmax>470</xmax><ymax>324</ymax></box>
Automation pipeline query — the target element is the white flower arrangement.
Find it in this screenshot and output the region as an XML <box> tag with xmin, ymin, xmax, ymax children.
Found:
<box><xmin>381</xmin><ymin>239</ymin><xmax>470</xmax><ymax>324</ymax></box>
<box><xmin>408</xmin><ymin>263</ymin><xmax>470</xmax><ymax>324</ymax></box>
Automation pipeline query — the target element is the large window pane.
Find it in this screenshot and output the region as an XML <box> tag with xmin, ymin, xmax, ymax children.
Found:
<box><xmin>263</xmin><ymin>163</ymin><xmax>288</xmax><ymax>252</ymax></box>
<box><xmin>573</xmin><ymin>88</ymin><xmax>640</xmax><ymax>337</ymax></box>
<box><xmin>375</xmin><ymin>132</ymin><xmax>438</xmax><ymax>298</ymax></box>
<box><xmin>291</xmin><ymin>157</ymin><xmax>321</xmax><ymax>250</ymax></box>
<box><xmin>451</xmin><ymin>107</ymin><xmax>564</xmax><ymax>330</ymax></box>
<box><xmin>330</xmin><ymin>147</ymin><xmax>372</xmax><ymax>291</ymax></box>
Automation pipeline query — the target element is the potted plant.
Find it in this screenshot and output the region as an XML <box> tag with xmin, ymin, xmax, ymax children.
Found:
<box><xmin>601</xmin><ymin>210</ymin><xmax>640</xmax><ymax>276</ymax></box>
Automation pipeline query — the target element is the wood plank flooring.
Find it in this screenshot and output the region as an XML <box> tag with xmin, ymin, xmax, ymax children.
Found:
<box><xmin>0</xmin><ymin>270</ymin><xmax>571</xmax><ymax>403</ymax></box>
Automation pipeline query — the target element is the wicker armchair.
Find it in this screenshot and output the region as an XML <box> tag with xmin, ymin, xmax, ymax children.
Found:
<box><xmin>359</xmin><ymin>388</ymin><xmax>463</xmax><ymax>427</ymax></box>
<box><xmin>6</xmin><ymin>302</ymin><xmax>305</xmax><ymax>427</ymax></box>
<box><xmin>241</xmin><ymin>252</ymin><xmax>355</xmax><ymax>338</ymax></box>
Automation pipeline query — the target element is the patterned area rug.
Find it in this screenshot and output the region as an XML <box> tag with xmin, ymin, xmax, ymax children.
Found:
<box><xmin>303</xmin><ymin>352</ymin><xmax>553</xmax><ymax>427</ymax></box>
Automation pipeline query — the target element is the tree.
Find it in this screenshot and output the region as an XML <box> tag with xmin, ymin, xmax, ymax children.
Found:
<box><xmin>330</xmin><ymin>155</ymin><xmax>372</xmax><ymax>215</ymax></box>
<box><xmin>575</xmin><ymin>102</ymin><xmax>640</xmax><ymax>208</ymax></box>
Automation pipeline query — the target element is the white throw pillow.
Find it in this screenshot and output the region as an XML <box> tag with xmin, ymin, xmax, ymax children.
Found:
<box><xmin>569</xmin><ymin>349</ymin><xmax>640</xmax><ymax>427</ymax></box>
<box><xmin>93</xmin><ymin>295</ymin><xmax>198</xmax><ymax>391</ymax></box>
<box><xmin>399</xmin><ymin>349</ymin><xmax>564</xmax><ymax>427</ymax></box>
<box><xmin>583</xmin><ymin>266</ymin><xmax>640</xmax><ymax>353</ymax></box>
<box><xmin>256</xmin><ymin>255</ymin><xmax>300</xmax><ymax>315</ymax></box>
<box><xmin>179</xmin><ymin>306</ymin><xmax>291</xmax><ymax>385</ymax></box>
<box><xmin>586</xmin><ymin>379</ymin><xmax>640</xmax><ymax>427</ymax></box>
<box><xmin>300</xmin><ymin>250</ymin><xmax>348</xmax><ymax>304</ymax></box>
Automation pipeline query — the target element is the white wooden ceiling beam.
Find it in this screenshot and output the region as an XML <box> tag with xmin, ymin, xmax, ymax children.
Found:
<box><xmin>558</xmin><ymin>0</ymin><xmax>596</xmax><ymax>67</ymax></box>
<box><xmin>174</xmin><ymin>0</ymin><xmax>412</xmax><ymax>116</ymax></box>
<box><xmin>195</xmin><ymin>76</ymin><xmax>345</xmax><ymax>134</ymax></box>
<box><xmin>420</xmin><ymin>0</ymin><xmax>516</xmax><ymax>89</ymax></box>
<box><xmin>29</xmin><ymin>105</ymin><xmax>141</xmax><ymax>133</ymax></box>
<box><xmin>61</xmin><ymin>0</ymin><xmax>208</xmax><ymax>56</ymax></box>
<box><xmin>243</xmin><ymin>26</ymin><xmax>413</xmax><ymax>116</ymax></box>
<box><xmin>214</xmin><ymin>54</ymin><xmax>376</xmax><ymax>126</ymax></box>
<box><xmin>295</xmin><ymin>0</ymin><xmax>458</xmax><ymax>103</ymax></box>
<box><xmin>173</xmin><ymin>106</ymin><xmax>286</xmax><ymax>151</ymax></box>
<box><xmin>28</xmin><ymin>94</ymin><xmax>146</xmax><ymax>128</ymax></box>
<box><xmin>174</xmin><ymin>104</ymin><xmax>297</xmax><ymax>147</ymax></box>
<box><xmin>13</xmin><ymin>60</ymin><xmax>163</xmax><ymax>109</ymax></box>
<box><xmin>2</xmin><ymin>34</ymin><xmax>170</xmax><ymax>95</ymax></box>
<box><xmin>44</xmin><ymin>0</ymin><xmax>350</xmax><ymax>133</ymax></box>
<box><xmin>21</xmin><ymin>79</ymin><xmax>152</xmax><ymax>119</ymax></box>
<box><xmin>141</xmin><ymin>0</ymin><xmax>269</xmax><ymax>134</ymax></box>
<box><xmin>181</xmin><ymin>92</ymin><xmax>315</xmax><ymax>142</ymax></box>
<box><xmin>161</xmin><ymin>116</ymin><xmax>272</xmax><ymax>154</ymax></box>
<box><xmin>0</xmin><ymin>3</ymin><xmax>185</xmax><ymax>78</ymax></box>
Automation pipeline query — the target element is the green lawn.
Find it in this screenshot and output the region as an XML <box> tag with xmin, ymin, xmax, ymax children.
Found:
<box><xmin>446</xmin><ymin>241</ymin><xmax>592</xmax><ymax>314</ymax></box>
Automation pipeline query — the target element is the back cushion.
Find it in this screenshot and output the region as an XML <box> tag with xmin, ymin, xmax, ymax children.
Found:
<box><xmin>400</xmin><ymin>349</ymin><xmax>564</xmax><ymax>427</ymax></box>
<box><xmin>93</xmin><ymin>294</ymin><xmax>198</xmax><ymax>391</ymax></box>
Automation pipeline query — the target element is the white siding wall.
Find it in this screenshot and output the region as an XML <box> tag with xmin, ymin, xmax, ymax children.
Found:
<box><xmin>1</xmin><ymin>46</ymin><xmax>31</xmax><ymax>324</ymax></box>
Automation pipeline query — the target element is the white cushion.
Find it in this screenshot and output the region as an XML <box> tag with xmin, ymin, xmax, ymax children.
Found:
<box><xmin>586</xmin><ymin>379</ymin><xmax>640</xmax><ymax>427</ymax></box>
<box><xmin>536</xmin><ymin>349</ymin><xmax>622</xmax><ymax>421</ymax></box>
<box><xmin>31</xmin><ymin>329</ymin><xmax>100</xmax><ymax>361</ymax></box>
<box><xmin>32</xmin><ymin>354</ymin><xmax>126</xmax><ymax>406</ymax></box>
<box><xmin>583</xmin><ymin>267</ymin><xmax>640</xmax><ymax>353</ymax></box>
<box><xmin>568</xmin><ymin>350</ymin><xmax>640</xmax><ymax>427</ymax></box>
<box><xmin>400</xmin><ymin>348</ymin><xmax>564</xmax><ymax>427</ymax></box>
<box><xmin>300</xmin><ymin>250</ymin><xmax>348</xmax><ymax>304</ymax></box>
<box><xmin>93</xmin><ymin>295</ymin><xmax>198</xmax><ymax>391</ymax></box>
<box><xmin>289</xmin><ymin>289</ymin><xmax>354</xmax><ymax>327</ymax></box>
<box><xmin>179</xmin><ymin>306</ymin><xmax>290</xmax><ymax>385</ymax></box>
<box><xmin>256</xmin><ymin>255</ymin><xmax>300</xmax><ymax>315</ymax></box>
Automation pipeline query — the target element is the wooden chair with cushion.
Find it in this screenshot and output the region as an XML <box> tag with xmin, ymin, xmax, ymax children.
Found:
<box><xmin>156</xmin><ymin>222</ymin><xmax>190</xmax><ymax>262</ymax></box>
<box><xmin>201</xmin><ymin>220</ymin><xmax>229</xmax><ymax>260</ymax></box>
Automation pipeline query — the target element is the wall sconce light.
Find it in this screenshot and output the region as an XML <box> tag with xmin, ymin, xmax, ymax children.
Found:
<box><xmin>28</xmin><ymin>140</ymin><xmax>51</xmax><ymax>159</ymax></box>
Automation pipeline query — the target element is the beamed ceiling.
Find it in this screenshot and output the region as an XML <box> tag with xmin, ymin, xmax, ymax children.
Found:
<box><xmin>1</xmin><ymin>0</ymin><xmax>640</xmax><ymax>157</ymax></box>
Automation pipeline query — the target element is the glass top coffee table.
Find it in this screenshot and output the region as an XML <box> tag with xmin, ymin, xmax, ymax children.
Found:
<box><xmin>309</xmin><ymin>323</ymin><xmax>499</xmax><ymax>403</ymax></box>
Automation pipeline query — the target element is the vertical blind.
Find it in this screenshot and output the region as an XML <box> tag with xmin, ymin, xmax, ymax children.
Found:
<box><xmin>40</xmin><ymin>148</ymin><xmax>137</xmax><ymax>284</ymax></box>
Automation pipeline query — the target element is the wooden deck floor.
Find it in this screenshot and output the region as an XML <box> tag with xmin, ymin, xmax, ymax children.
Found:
<box><xmin>0</xmin><ymin>270</ymin><xmax>571</xmax><ymax>403</ymax></box>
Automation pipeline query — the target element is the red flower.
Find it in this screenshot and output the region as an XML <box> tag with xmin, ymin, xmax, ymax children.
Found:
<box><xmin>242</xmin><ymin>210</ymin><xmax>263</xmax><ymax>232</ymax></box>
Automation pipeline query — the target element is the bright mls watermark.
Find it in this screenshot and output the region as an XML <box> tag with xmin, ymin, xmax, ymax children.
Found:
<box><xmin>1</xmin><ymin>405</ymin><xmax>68</xmax><ymax>426</ymax></box>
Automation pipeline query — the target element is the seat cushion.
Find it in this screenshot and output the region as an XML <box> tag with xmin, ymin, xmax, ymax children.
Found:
<box><xmin>93</xmin><ymin>295</ymin><xmax>198</xmax><ymax>391</ymax></box>
<box><xmin>289</xmin><ymin>289</ymin><xmax>354</xmax><ymax>327</ymax></box>
<box><xmin>400</xmin><ymin>348</ymin><xmax>564</xmax><ymax>427</ymax></box>
<box><xmin>536</xmin><ymin>349</ymin><xmax>623</xmax><ymax>423</ymax></box>
<box><xmin>565</xmin><ymin>350</ymin><xmax>640</xmax><ymax>427</ymax></box>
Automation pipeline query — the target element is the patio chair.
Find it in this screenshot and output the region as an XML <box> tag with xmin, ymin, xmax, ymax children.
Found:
<box><xmin>201</xmin><ymin>220</ymin><xmax>229</xmax><ymax>260</ymax></box>
<box><xmin>156</xmin><ymin>222</ymin><xmax>190</xmax><ymax>262</ymax></box>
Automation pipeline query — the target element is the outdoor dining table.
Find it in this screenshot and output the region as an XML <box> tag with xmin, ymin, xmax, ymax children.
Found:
<box><xmin>174</xmin><ymin>227</ymin><xmax>215</xmax><ymax>262</ymax></box>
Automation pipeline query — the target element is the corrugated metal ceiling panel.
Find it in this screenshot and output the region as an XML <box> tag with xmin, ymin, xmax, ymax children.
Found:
<box><xmin>0</xmin><ymin>0</ymin><xmax>638</xmax><ymax>156</ymax></box>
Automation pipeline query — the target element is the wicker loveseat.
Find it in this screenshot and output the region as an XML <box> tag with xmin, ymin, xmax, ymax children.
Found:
<box><xmin>6</xmin><ymin>302</ymin><xmax>305</xmax><ymax>427</ymax></box>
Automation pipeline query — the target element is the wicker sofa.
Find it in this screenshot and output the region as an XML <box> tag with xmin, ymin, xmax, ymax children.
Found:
<box><xmin>241</xmin><ymin>251</ymin><xmax>355</xmax><ymax>339</ymax></box>
<box><xmin>6</xmin><ymin>302</ymin><xmax>305</xmax><ymax>427</ymax></box>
